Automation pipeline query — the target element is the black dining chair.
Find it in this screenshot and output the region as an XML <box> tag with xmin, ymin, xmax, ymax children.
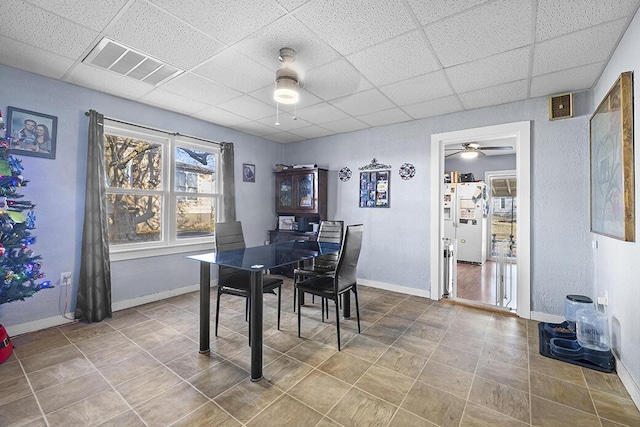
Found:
<box><xmin>214</xmin><ymin>221</ymin><xmax>283</xmax><ymax>340</ymax></box>
<box><xmin>296</xmin><ymin>224</ymin><xmax>363</xmax><ymax>350</ymax></box>
<box><xmin>293</xmin><ymin>220</ymin><xmax>344</xmax><ymax>313</ymax></box>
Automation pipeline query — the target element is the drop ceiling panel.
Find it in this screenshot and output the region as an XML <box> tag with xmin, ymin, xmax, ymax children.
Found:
<box><xmin>65</xmin><ymin>63</ymin><xmax>155</xmax><ymax>100</ymax></box>
<box><xmin>380</xmin><ymin>72</ymin><xmax>453</xmax><ymax>107</ymax></box>
<box><xmin>233</xmin><ymin>120</ymin><xmax>281</xmax><ymax>137</ymax></box>
<box><xmin>139</xmin><ymin>88</ymin><xmax>210</xmax><ymax>115</ymax></box>
<box><xmin>233</xmin><ymin>14</ymin><xmax>340</xmax><ymax>72</ymax></box>
<box><xmin>263</xmin><ymin>131</ymin><xmax>305</xmax><ymax>143</ymax></box>
<box><xmin>357</xmin><ymin>108</ymin><xmax>412</xmax><ymax>127</ymax></box>
<box><xmin>192</xmin><ymin>107</ymin><xmax>250</xmax><ymax>127</ymax></box>
<box><xmin>304</xmin><ymin>59</ymin><xmax>372</xmax><ymax>100</ymax></box>
<box><xmin>258</xmin><ymin>113</ymin><xmax>311</xmax><ymax>131</ymax></box>
<box><xmin>289</xmin><ymin>125</ymin><xmax>335</xmax><ymax>139</ymax></box>
<box><xmin>105</xmin><ymin>1</ymin><xmax>224</xmax><ymax>70</ymax></box>
<box><xmin>23</xmin><ymin>0</ymin><xmax>129</xmax><ymax>31</ymax></box>
<box><xmin>403</xmin><ymin>96</ymin><xmax>463</xmax><ymax>119</ymax></box>
<box><xmin>347</xmin><ymin>30</ymin><xmax>440</xmax><ymax>86</ymax></box>
<box><xmin>425</xmin><ymin>0</ymin><xmax>533</xmax><ymax>67</ymax></box>
<box><xmin>217</xmin><ymin>95</ymin><xmax>274</xmax><ymax>120</ymax></box>
<box><xmin>0</xmin><ymin>35</ymin><xmax>75</xmax><ymax>80</ymax></box>
<box><xmin>536</xmin><ymin>0</ymin><xmax>639</xmax><ymax>41</ymax></box>
<box><xmin>161</xmin><ymin>73</ymin><xmax>242</xmax><ymax>106</ymax></box>
<box><xmin>532</xmin><ymin>19</ymin><xmax>626</xmax><ymax>76</ymax></box>
<box><xmin>1</xmin><ymin>0</ymin><xmax>98</xmax><ymax>59</ymax></box>
<box><xmin>294</xmin><ymin>0</ymin><xmax>417</xmax><ymax>55</ymax></box>
<box><xmin>331</xmin><ymin>89</ymin><xmax>395</xmax><ymax>116</ymax></box>
<box><xmin>446</xmin><ymin>47</ymin><xmax>531</xmax><ymax>94</ymax></box>
<box><xmin>193</xmin><ymin>48</ymin><xmax>274</xmax><ymax>93</ymax></box>
<box><xmin>458</xmin><ymin>80</ymin><xmax>528</xmax><ymax>110</ymax></box>
<box><xmin>294</xmin><ymin>102</ymin><xmax>350</xmax><ymax>123</ymax></box>
<box><xmin>321</xmin><ymin>117</ymin><xmax>369</xmax><ymax>133</ymax></box>
<box><xmin>276</xmin><ymin>0</ymin><xmax>309</xmax><ymax>12</ymax></box>
<box><xmin>530</xmin><ymin>62</ymin><xmax>604</xmax><ymax>98</ymax></box>
<box><xmin>406</xmin><ymin>0</ymin><xmax>489</xmax><ymax>25</ymax></box>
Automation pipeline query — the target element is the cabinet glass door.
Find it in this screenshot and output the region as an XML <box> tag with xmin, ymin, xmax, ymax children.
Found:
<box><xmin>278</xmin><ymin>177</ymin><xmax>293</xmax><ymax>209</ymax></box>
<box><xmin>297</xmin><ymin>174</ymin><xmax>314</xmax><ymax>209</ymax></box>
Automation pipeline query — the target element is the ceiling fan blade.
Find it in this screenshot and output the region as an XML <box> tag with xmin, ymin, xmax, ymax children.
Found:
<box><xmin>445</xmin><ymin>150</ymin><xmax>463</xmax><ymax>158</ymax></box>
<box><xmin>479</xmin><ymin>146</ymin><xmax>513</xmax><ymax>151</ymax></box>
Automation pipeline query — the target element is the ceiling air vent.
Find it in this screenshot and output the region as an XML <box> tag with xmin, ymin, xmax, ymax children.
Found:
<box><xmin>83</xmin><ymin>38</ymin><xmax>183</xmax><ymax>85</ymax></box>
<box><xmin>548</xmin><ymin>93</ymin><xmax>573</xmax><ymax>120</ymax></box>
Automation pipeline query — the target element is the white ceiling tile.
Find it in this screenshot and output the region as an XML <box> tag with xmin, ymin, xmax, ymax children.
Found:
<box><xmin>258</xmin><ymin>113</ymin><xmax>311</xmax><ymax>131</ymax></box>
<box><xmin>289</xmin><ymin>125</ymin><xmax>335</xmax><ymax>139</ymax></box>
<box><xmin>149</xmin><ymin>0</ymin><xmax>285</xmax><ymax>46</ymax></box>
<box><xmin>347</xmin><ymin>30</ymin><xmax>440</xmax><ymax>86</ymax></box>
<box><xmin>263</xmin><ymin>131</ymin><xmax>304</xmax><ymax>143</ymax></box>
<box><xmin>160</xmin><ymin>73</ymin><xmax>242</xmax><ymax>106</ymax></box>
<box><xmin>139</xmin><ymin>88</ymin><xmax>210</xmax><ymax>114</ymax></box>
<box><xmin>24</xmin><ymin>0</ymin><xmax>129</xmax><ymax>31</ymax></box>
<box><xmin>380</xmin><ymin>71</ymin><xmax>453</xmax><ymax>106</ymax></box>
<box><xmin>294</xmin><ymin>0</ymin><xmax>417</xmax><ymax>55</ymax></box>
<box><xmin>304</xmin><ymin>59</ymin><xmax>372</xmax><ymax>100</ymax></box>
<box><xmin>233</xmin><ymin>14</ymin><xmax>340</xmax><ymax>73</ymax></box>
<box><xmin>458</xmin><ymin>80</ymin><xmax>528</xmax><ymax>110</ymax></box>
<box><xmin>217</xmin><ymin>95</ymin><xmax>275</xmax><ymax>120</ymax></box>
<box><xmin>530</xmin><ymin>62</ymin><xmax>604</xmax><ymax>98</ymax></box>
<box><xmin>249</xmin><ymin>85</ymin><xmax>322</xmax><ymax>110</ymax></box>
<box><xmin>192</xmin><ymin>107</ymin><xmax>250</xmax><ymax>127</ymax></box>
<box><xmin>406</xmin><ymin>0</ymin><xmax>489</xmax><ymax>25</ymax></box>
<box><xmin>234</xmin><ymin>120</ymin><xmax>281</xmax><ymax>136</ymax></box>
<box><xmin>357</xmin><ymin>108</ymin><xmax>412</xmax><ymax>127</ymax></box>
<box><xmin>446</xmin><ymin>47</ymin><xmax>531</xmax><ymax>93</ymax></box>
<box><xmin>0</xmin><ymin>0</ymin><xmax>98</xmax><ymax>59</ymax></box>
<box><xmin>532</xmin><ymin>19</ymin><xmax>626</xmax><ymax>76</ymax></box>
<box><xmin>536</xmin><ymin>0</ymin><xmax>639</xmax><ymax>42</ymax></box>
<box><xmin>276</xmin><ymin>0</ymin><xmax>310</xmax><ymax>11</ymax></box>
<box><xmin>295</xmin><ymin>102</ymin><xmax>350</xmax><ymax>123</ymax></box>
<box><xmin>403</xmin><ymin>95</ymin><xmax>463</xmax><ymax>119</ymax></box>
<box><xmin>321</xmin><ymin>117</ymin><xmax>369</xmax><ymax>133</ymax></box>
<box><xmin>193</xmin><ymin>48</ymin><xmax>274</xmax><ymax>93</ymax></box>
<box><xmin>65</xmin><ymin>63</ymin><xmax>155</xmax><ymax>100</ymax></box>
<box><xmin>425</xmin><ymin>0</ymin><xmax>533</xmax><ymax>67</ymax></box>
<box><xmin>331</xmin><ymin>89</ymin><xmax>395</xmax><ymax>116</ymax></box>
<box><xmin>0</xmin><ymin>35</ymin><xmax>75</xmax><ymax>79</ymax></box>
<box><xmin>105</xmin><ymin>1</ymin><xmax>224</xmax><ymax>70</ymax></box>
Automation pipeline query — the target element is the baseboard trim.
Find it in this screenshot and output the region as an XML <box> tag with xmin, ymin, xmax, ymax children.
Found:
<box><xmin>6</xmin><ymin>313</ymin><xmax>75</xmax><ymax>337</ymax></box>
<box><xmin>112</xmin><ymin>283</ymin><xmax>203</xmax><ymax>311</ymax></box>
<box><xmin>358</xmin><ymin>279</ymin><xmax>431</xmax><ymax>298</ymax></box>
<box><xmin>530</xmin><ymin>311</ymin><xmax>565</xmax><ymax>324</ymax></box>
<box><xmin>613</xmin><ymin>352</ymin><xmax>640</xmax><ymax>409</ymax></box>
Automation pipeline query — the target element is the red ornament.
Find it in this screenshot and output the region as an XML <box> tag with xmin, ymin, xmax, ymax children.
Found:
<box><xmin>0</xmin><ymin>244</ymin><xmax>4</xmax><ymax>256</ymax></box>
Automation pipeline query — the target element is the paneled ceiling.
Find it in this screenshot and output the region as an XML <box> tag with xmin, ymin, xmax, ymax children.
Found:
<box><xmin>1</xmin><ymin>0</ymin><xmax>638</xmax><ymax>144</ymax></box>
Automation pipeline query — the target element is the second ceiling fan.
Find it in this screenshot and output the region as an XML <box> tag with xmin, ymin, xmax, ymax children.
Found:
<box><xmin>445</xmin><ymin>142</ymin><xmax>513</xmax><ymax>158</ymax></box>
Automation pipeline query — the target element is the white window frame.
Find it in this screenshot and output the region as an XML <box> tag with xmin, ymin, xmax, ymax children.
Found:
<box><xmin>104</xmin><ymin>120</ymin><xmax>220</xmax><ymax>261</ymax></box>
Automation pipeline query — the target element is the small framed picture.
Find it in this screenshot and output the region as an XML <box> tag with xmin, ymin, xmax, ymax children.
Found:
<box><xmin>243</xmin><ymin>163</ymin><xmax>255</xmax><ymax>182</ymax></box>
<box><xmin>6</xmin><ymin>106</ymin><xmax>57</xmax><ymax>159</ymax></box>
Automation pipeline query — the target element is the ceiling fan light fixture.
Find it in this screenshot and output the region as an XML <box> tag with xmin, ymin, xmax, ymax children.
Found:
<box><xmin>274</xmin><ymin>67</ymin><xmax>299</xmax><ymax>104</ymax></box>
<box><xmin>460</xmin><ymin>149</ymin><xmax>479</xmax><ymax>159</ymax></box>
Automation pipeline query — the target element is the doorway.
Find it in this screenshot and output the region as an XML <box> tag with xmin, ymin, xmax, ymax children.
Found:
<box><xmin>430</xmin><ymin>122</ymin><xmax>530</xmax><ymax>319</ymax></box>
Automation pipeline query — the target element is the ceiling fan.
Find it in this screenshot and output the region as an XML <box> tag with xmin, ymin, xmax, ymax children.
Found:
<box><xmin>445</xmin><ymin>142</ymin><xmax>513</xmax><ymax>159</ymax></box>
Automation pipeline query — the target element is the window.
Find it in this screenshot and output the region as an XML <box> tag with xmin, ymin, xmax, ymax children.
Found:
<box><xmin>103</xmin><ymin>121</ymin><xmax>220</xmax><ymax>259</ymax></box>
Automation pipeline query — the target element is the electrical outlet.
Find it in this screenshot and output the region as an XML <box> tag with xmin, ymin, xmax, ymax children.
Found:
<box><xmin>60</xmin><ymin>272</ymin><xmax>72</xmax><ymax>286</ymax></box>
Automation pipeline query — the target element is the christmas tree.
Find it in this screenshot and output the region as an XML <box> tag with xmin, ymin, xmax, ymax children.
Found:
<box><xmin>0</xmin><ymin>109</ymin><xmax>51</xmax><ymax>305</ymax></box>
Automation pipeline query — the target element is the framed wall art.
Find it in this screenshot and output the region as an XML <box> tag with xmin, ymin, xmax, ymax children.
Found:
<box><xmin>359</xmin><ymin>170</ymin><xmax>390</xmax><ymax>208</ymax></box>
<box><xmin>6</xmin><ymin>106</ymin><xmax>57</xmax><ymax>159</ymax></box>
<box><xmin>242</xmin><ymin>163</ymin><xmax>255</xmax><ymax>182</ymax></box>
<box><xmin>590</xmin><ymin>71</ymin><xmax>635</xmax><ymax>241</ymax></box>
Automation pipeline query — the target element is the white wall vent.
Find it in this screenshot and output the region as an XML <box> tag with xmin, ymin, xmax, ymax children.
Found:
<box><xmin>83</xmin><ymin>38</ymin><xmax>182</xmax><ymax>85</ymax></box>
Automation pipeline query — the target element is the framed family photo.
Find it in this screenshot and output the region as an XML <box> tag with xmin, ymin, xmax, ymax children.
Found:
<box><xmin>590</xmin><ymin>71</ymin><xmax>635</xmax><ymax>242</ymax></box>
<box><xmin>6</xmin><ymin>106</ymin><xmax>57</xmax><ymax>159</ymax></box>
<box><xmin>243</xmin><ymin>163</ymin><xmax>255</xmax><ymax>182</ymax></box>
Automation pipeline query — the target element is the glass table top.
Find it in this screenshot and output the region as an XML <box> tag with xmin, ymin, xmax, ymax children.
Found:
<box><xmin>188</xmin><ymin>240</ymin><xmax>341</xmax><ymax>271</ymax></box>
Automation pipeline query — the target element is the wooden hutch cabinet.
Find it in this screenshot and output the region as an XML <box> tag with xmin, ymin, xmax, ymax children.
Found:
<box><xmin>275</xmin><ymin>168</ymin><xmax>327</xmax><ymax>219</ymax></box>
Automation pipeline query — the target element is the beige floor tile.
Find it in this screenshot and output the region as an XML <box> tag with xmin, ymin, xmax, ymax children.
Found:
<box><xmin>246</xmin><ymin>394</ymin><xmax>323</xmax><ymax>427</ymax></box>
<box><xmin>401</xmin><ymin>380</ymin><xmax>466</xmax><ymax>426</ymax></box>
<box><xmin>430</xmin><ymin>344</ymin><xmax>480</xmax><ymax>374</ymax></box>
<box><xmin>481</xmin><ymin>341</ymin><xmax>529</xmax><ymax>369</ymax></box>
<box><xmin>286</xmin><ymin>339</ymin><xmax>337</xmax><ymax>367</ymax></box>
<box><xmin>530</xmin><ymin>370</ymin><xmax>596</xmax><ymax>414</ymax></box>
<box><xmin>375</xmin><ymin>346</ymin><xmax>428</xmax><ymax>379</ymax></box>
<box><xmin>404</xmin><ymin>321</ymin><xmax>447</xmax><ymax>342</ymax></box>
<box><xmin>265</xmin><ymin>330</ymin><xmax>305</xmax><ymax>353</ymax></box>
<box><xmin>85</xmin><ymin>340</ymin><xmax>145</xmax><ymax>370</ymax></box>
<box><xmin>189</xmin><ymin>360</ymin><xmax>249</xmax><ymax>399</ymax></box>
<box><xmin>530</xmin><ymin>395</ymin><xmax>600</xmax><ymax>426</ymax></box>
<box><xmin>98</xmin><ymin>352</ymin><xmax>161</xmax><ymax>386</ymax></box>
<box><xmin>96</xmin><ymin>410</ymin><xmax>147</xmax><ymax>427</ymax></box>
<box><xmin>318</xmin><ymin>351</ymin><xmax>372</xmax><ymax>384</ymax></box>
<box><xmin>214</xmin><ymin>377</ymin><xmax>284</xmax><ymax>423</ymax></box>
<box><xmin>63</xmin><ymin>322</ymin><xmax>116</xmax><ymax>343</ymax></box>
<box><xmin>448</xmin><ymin>318</ymin><xmax>490</xmax><ymax>340</ymax></box>
<box><xmin>386</xmin><ymin>301</ymin><xmax>428</xmax><ymax>321</ymax></box>
<box><xmin>417</xmin><ymin>360</ymin><xmax>473</xmax><ymax>399</ymax></box>
<box><xmin>393</xmin><ymin>333</ymin><xmax>438</xmax><ymax>358</ymax></box>
<box><xmin>134</xmin><ymin>381</ymin><xmax>208</xmax><ymax>426</ymax></box>
<box><xmin>287</xmin><ymin>370</ymin><xmax>351</xmax><ymax>414</ymax></box>
<box><xmin>328</xmin><ymin>387</ymin><xmax>397</xmax><ymax>427</ymax></box>
<box><xmin>355</xmin><ymin>364</ymin><xmax>413</xmax><ymax>405</ymax></box>
<box><xmin>119</xmin><ymin>319</ymin><xmax>166</xmax><ymax>340</ymax></box>
<box><xmin>104</xmin><ymin>309</ymin><xmax>151</xmax><ymax>330</ymax></box>
<box><xmin>115</xmin><ymin>365</ymin><xmax>182</xmax><ymax>407</ymax></box>
<box><xmin>20</xmin><ymin>344</ymin><xmax>83</xmax><ymax>373</ymax></box>
<box><xmin>475</xmin><ymin>357</ymin><xmax>529</xmax><ymax>392</ymax></box>
<box><xmin>461</xmin><ymin>402</ymin><xmax>529</xmax><ymax>426</ymax></box>
<box><xmin>13</xmin><ymin>334</ymin><xmax>72</xmax><ymax>359</ymax></box>
<box><xmin>341</xmin><ymin>335</ymin><xmax>389</xmax><ymax>363</ymax></box>
<box><xmin>165</xmin><ymin>349</ymin><xmax>223</xmax><ymax>380</ymax></box>
<box><xmin>439</xmin><ymin>330</ymin><xmax>485</xmax><ymax>355</ymax></box>
<box><xmin>314</xmin><ymin>417</ymin><xmax>342</xmax><ymax>426</ymax></box>
<box><xmin>529</xmin><ymin>353</ymin><xmax>586</xmax><ymax>385</ymax></box>
<box><xmin>0</xmin><ymin>394</ymin><xmax>43</xmax><ymax>427</ymax></box>
<box><xmin>27</xmin><ymin>357</ymin><xmax>97</xmax><ymax>391</ymax></box>
<box><xmin>263</xmin><ymin>354</ymin><xmax>314</xmax><ymax>391</ymax></box>
<box><xmin>73</xmin><ymin>331</ymin><xmax>131</xmax><ymax>356</ymax></box>
<box><xmin>171</xmin><ymin>401</ymin><xmax>241</xmax><ymax>427</ymax></box>
<box><xmin>46</xmin><ymin>389</ymin><xmax>129</xmax><ymax>427</ymax></box>
<box><xmin>362</xmin><ymin>323</ymin><xmax>403</xmax><ymax>345</ymax></box>
<box><xmin>582</xmin><ymin>368</ymin><xmax>632</xmax><ymax>399</ymax></box>
<box><xmin>374</xmin><ymin>314</ymin><xmax>412</xmax><ymax>334</ymax></box>
<box><xmin>0</xmin><ymin>374</ymin><xmax>32</xmax><ymax>406</ymax></box>
<box><xmin>0</xmin><ymin>359</ymin><xmax>24</xmax><ymax>382</ymax></box>
<box><xmin>591</xmin><ymin>389</ymin><xmax>640</xmax><ymax>426</ymax></box>
<box><xmin>389</xmin><ymin>409</ymin><xmax>438</xmax><ymax>426</ymax></box>
<box><xmin>468</xmin><ymin>377</ymin><xmax>530</xmax><ymax>423</ymax></box>
<box><xmin>36</xmin><ymin>371</ymin><xmax>110</xmax><ymax>414</ymax></box>
<box><xmin>226</xmin><ymin>344</ymin><xmax>282</xmax><ymax>372</ymax></box>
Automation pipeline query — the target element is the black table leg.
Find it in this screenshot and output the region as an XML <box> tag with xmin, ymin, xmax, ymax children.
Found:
<box><xmin>249</xmin><ymin>270</ymin><xmax>263</xmax><ymax>381</ymax></box>
<box><xmin>199</xmin><ymin>261</ymin><xmax>210</xmax><ymax>353</ymax></box>
<box><xmin>343</xmin><ymin>291</ymin><xmax>351</xmax><ymax>319</ymax></box>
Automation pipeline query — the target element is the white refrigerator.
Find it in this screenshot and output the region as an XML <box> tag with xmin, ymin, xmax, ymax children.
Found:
<box><xmin>443</xmin><ymin>182</ymin><xmax>487</xmax><ymax>264</ymax></box>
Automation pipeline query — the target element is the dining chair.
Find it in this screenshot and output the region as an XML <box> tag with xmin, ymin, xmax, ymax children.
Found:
<box><xmin>214</xmin><ymin>221</ymin><xmax>283</xmax><ymax>340</ymax></box>
<box><xmin>292</xmin><ymin>220</ymin><xmax>344</xmax><ymax>313</ymax></box>
<box><xmin>296</xmin><ymin>224</ymin><xmax>363</xmax><ymax>350</ymax></box>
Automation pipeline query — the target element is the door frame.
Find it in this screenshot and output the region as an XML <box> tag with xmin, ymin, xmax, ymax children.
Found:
<box><xmin>485</xmin><ymin>169</ymin><xmax>517</xmax><ymax>261</ymax></box>
<box><xmin>430</xmin><ymin>121</ymin><xmax>531</xmax><ymax>319</ymax></box>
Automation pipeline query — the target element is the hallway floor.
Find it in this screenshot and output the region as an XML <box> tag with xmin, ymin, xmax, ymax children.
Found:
<box><xmin>1</xmin><ymin>280</ymin><xmax>639</xmax><ymax>426</ymax></box>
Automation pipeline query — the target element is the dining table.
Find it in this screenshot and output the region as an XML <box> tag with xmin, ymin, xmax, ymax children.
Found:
<box><xmin>188</xmin><ymin>239</ymin><xmax>341</xmax><ymax>381</ymax></box>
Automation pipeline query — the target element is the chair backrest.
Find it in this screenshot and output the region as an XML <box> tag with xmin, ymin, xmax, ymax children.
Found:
<box><xmin>215</xmin><ymin>221</ymin><xmax>249</xmax><ymax>285</ymax></box>
<box><xmin>313</xmin><ymin>220</ymin><xmax>344</xmax><ymax>269</ymax></box>
<box><xmin>335</xmin><ymin>224</ymin><xmax>364</xmax><ymax>292</ymax></box>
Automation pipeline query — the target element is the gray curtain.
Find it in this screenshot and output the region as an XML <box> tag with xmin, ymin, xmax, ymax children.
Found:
<box><xmin>75</xmin><ymin>110</ymin><xmax>112</xmax><ymax>322</ymax></box>
<box><xmin>220</xmin><ymin>142</ymin><xmax>236</xmax><ymax>222</ymax></box>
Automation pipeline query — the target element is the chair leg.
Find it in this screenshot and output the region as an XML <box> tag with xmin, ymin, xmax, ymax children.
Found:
<box><xmin>215</xmin><ymin>288</ymin><xmax>222</xmax><ymax>337</ymax></box>
<box><xmin>277</xmin><ymin>286</ymin><xmax>281</xmax><ymax>330</ymax></box>
<box><xmin>245</xmin><ymin>297</ymin><xmax>249</xmax><ymax>322</ymax></box>
<box><xmin>297</xmin><ymin>289</ymin><xmax>302</xmax><ymax>338</ymax></box>
<box><xmin>321</xmin><ymin>298</ymin><xmax>325</xmax><ymax>323</ymax></box>
<box><xmin>247</xmin><ymin>297</ymin><xmax>251</xmax><ymax>345</ymax></box>
<box><xmin>353</xmin><ymin>286</ymin><xmax>361</xmax><ymax>334</ymax></box>
<box><xmin>293</xmin><ymin>286</ymin><xmax>297</xmax><ymax>312</ymax></box>
<box><xmin>334</xmin><ymin>296</ymin><xmax>341</xmax><ymax>351</ymax></box>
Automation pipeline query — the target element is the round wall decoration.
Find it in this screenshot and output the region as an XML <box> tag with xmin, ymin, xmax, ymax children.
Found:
<box><xmin>338</xmin><ymin>167</ymin><xmax>352</xmax><ymax>182</ymax></box>
<box><xmin>399</xmin><ymin>163</ymin><xmax>416</xmax><ymax>180</ymax></box>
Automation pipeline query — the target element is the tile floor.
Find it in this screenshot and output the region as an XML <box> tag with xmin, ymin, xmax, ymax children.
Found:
<box><xmin>1</xmin><ymin>280</ymin><xmax>639</xmax><ymax>427</ymax></box>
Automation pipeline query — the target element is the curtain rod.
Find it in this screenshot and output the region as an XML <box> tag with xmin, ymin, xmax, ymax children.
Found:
<box><xmin>84</xmin><ymin>111</ymin><xmax>223</xmax><ymax>147</ymax></box>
